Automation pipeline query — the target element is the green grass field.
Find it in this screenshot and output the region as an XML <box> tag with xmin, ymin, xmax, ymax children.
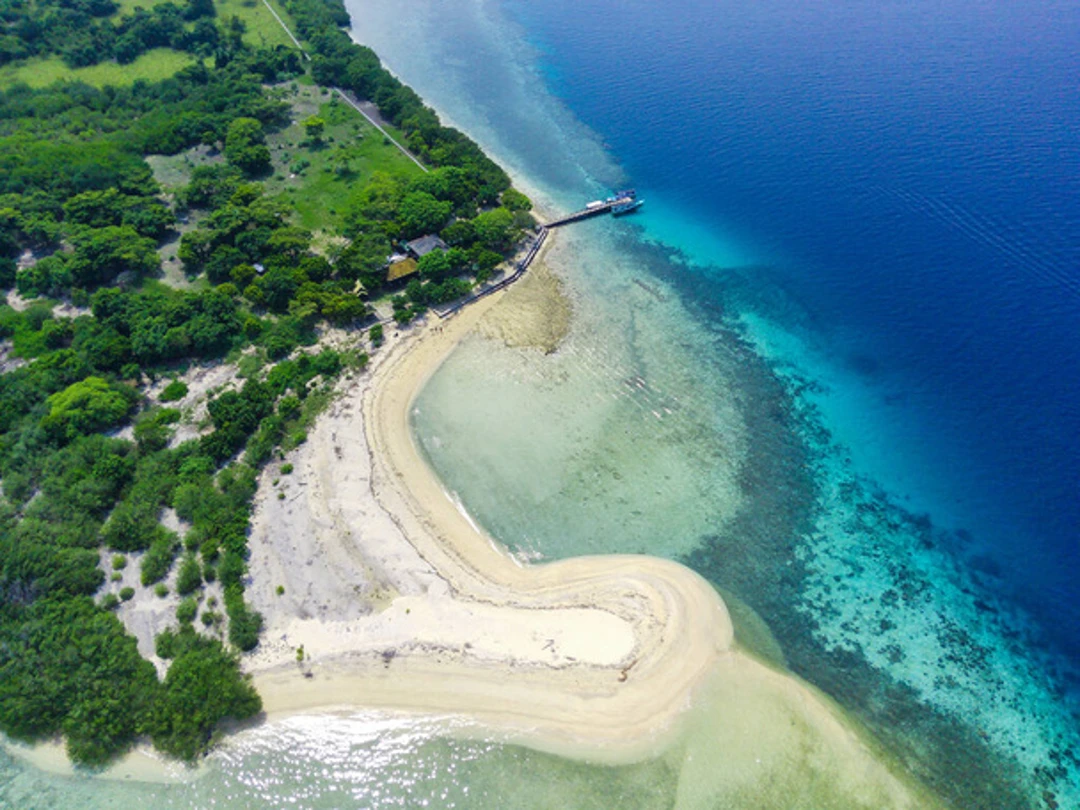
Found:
<box><xmin>263</xmin><ymin>87</ymin><xmax>424</xmax><ymax>232</ymax></box>
<box><xmin>0</xmin><ymin>0</ymin><xmax>299</xmax><ymax>90</ymax></box>
<box><xmin>0</xmin><ymin>49</ymin><xmax>199</xmax><ymax>89</ymax></box>
<box><xmin>218</xmin><ymin>0</ymin><xmax>297</xmax><ymax>50</ymax></box>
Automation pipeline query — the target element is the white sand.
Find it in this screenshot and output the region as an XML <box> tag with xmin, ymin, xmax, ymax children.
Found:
<box><xmin>3</xmin><ymin>235</ymin><xmax>945</xmax><ymax>806</ymax></box>
<box><xmin>245</xmin><ymin>244</ymin><xmax>733</xmax><ymax>761</ymax></box>
<box><xmin>239</xmin><ymin>236</ymin><xmax>946</xmax><ymax>805</ymax></box>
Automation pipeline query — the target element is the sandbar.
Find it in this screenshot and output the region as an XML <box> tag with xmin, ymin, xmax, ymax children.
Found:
<box><xmin>247</xmin><ymin>237</ymin><xmax>734</xmax><ymax>761</ymax></box>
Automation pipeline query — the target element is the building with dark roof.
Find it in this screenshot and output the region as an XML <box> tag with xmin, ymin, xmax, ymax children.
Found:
<box><xmin>404</xmin><ymin>235</ymin><xmax>449</xmax><ymax>259</ymax></box>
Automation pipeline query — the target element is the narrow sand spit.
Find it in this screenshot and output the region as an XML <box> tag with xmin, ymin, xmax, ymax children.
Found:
<box><xmin>248</xmin><ymin>278</ymin><xmax>734</xmax><ymax>761</ymax></box>
<box><xmin>6</xmin><ymin>238</ymin><xmax>943</xmax><ymax>805</ymax></box>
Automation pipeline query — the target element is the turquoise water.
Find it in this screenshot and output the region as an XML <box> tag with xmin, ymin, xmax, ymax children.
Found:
<box><xmin>363</xmin><ymin>0</ymin><xmax>1080</xmax><ymax>807</ymax></box>
<box><xmin>5</xmin><ymin>0</ymin><xmax>1080</xmax><ymax>806</ymax></box>
<box><xmin>0</xmin><ymin>714</ymin><xmax>678</xmax><ymax>808</ymax></box>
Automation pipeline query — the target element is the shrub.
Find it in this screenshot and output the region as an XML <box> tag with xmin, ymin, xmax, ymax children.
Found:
<box><xmin>160</xmin><ymin>379</ymin><xmax>189</xmax><ymax>402</ymax></box>
<box><xmin>111</xmin><ymin>554</ymin><xmax>127</xmax><ymax>570</ymax></box>
<box><xmin>177</xmin><ymin>597</ymin><xmax>198</xmax><ymax>624</ymax></box>
<box><xmin>156</xmin><ymin>629</ymin><xmax>178</xmax><ymax>659</ymax></box>
<box><xmin>277</xmin><ymin>395</ymin><xmax>301</xmax><ymax>420</ymax></box>
<box><xmin>149</xmin><ymin>637</ymin><xmax>262</xmax><ymax>761</ymax></box>
<box><xmin>119</xmin><ymin>586</ymin><xmax>135</xmax><ymax>601</ymax></box>
<box><xmin>176</xmin><ymin>554</ymin><xmax>203</xmax><ymax>596</ymax></box>
<box><xmin>141</xmin><ymin>530</ymin><xmax>181</xmax><ymax>586</ymax></box>
<box><xmin>154</xmin><ymin>583</ymin><xmax>169</xmax><ymax>598</ymax></box>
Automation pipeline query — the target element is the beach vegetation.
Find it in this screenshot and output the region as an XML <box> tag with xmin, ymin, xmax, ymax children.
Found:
<box><xmin>149</xmin><ymin>632</ymin><xmax>261</xmax><ymax>760</ymax></box>
<box><xmin>161</xmin><ymin>379</ymin><xmax>189</xmax><ymax>402</ymax></box>
<box><xmin>176</xmin><ymin>596</ymin><xmax>198</xmax><ymax>624</ymax></box>
<box><xmin>500</xmin><ymin>188</ymin><xmax>532</xmax><ymax>212</ymax></box>
<box><xmin>176</xmin><ymin>553</ymin><xmax>203</xmax><ymax>596</ymax></box>
<box><xmin>0</xmin><ymin>0</ymin><xmax>530</xmax><ymax>768</ymax></box>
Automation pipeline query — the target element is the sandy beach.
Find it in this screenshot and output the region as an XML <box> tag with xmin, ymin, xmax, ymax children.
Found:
<box><xmin>244</xmin><ymin>239</ymin><xmax>734</xmax><ymax>761</ymax></box>
<box><xmin>4</xmin><ymin>234</ymin><xmax>945</xmax><ymax>807</ymax></box>
<box><xmin>237</xmin><ymin>238</ymin><xmax>945</xmax><ymax>806</ymax></box>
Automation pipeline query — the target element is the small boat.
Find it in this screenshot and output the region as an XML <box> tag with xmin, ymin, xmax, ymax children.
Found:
<box><xmin>612</xmin><ymin>198</ymin><xmax>644</xmax><ymax>216</ymax></box>
<box><xmin>604</xmin><ymin>189</ymin><xmax>637</xmax><ymax>204</ymax></box>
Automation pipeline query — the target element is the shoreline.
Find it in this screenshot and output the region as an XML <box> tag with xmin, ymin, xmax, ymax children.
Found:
<box><xmin>6</xmin><ymin>224</ymin><xmax>947</xmax><ymax>808</ymax></box>
<box><xmin>241</xmin><ymin>231</ymin><xmax>947</xmax><ymax>806</ymax></box>
<box><xmin>248</xmin><ymin>233</ymin><xmax>737</xmax><ymax>762</ymax></box>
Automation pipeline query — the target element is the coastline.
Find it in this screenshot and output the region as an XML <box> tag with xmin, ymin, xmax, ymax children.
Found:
<box><xmin>7</xmin><ymin>231</ymin><xmax>946</xmax><ymax>806</ymax></box>
<box><xmin>238</xmin><ymin>228</ymin><xmax>944</xmax><ymax>806</ymax></box>
<box><xmin>245</xmin><ymin>234</ymin><xmax>736</xmax><ymax>762</ymax></box>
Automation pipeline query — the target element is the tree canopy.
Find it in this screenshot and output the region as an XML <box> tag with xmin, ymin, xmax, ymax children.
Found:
<box><xmin>0</xmin><ymin>0</ymin><xmax>529</xmax><ymax>767</ymax></box>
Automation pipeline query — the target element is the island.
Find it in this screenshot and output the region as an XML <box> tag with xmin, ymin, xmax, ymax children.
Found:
<box><xmin>0</xmin><ymin>0</ymin><xmax>950</xmax><ymax>807</ymax></box>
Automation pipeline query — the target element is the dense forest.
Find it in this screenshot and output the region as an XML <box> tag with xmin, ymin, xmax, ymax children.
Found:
<box><xmin>0</xmin><ymin>0</ymin><xmax>533</xmax><ymax>766</ymax></box>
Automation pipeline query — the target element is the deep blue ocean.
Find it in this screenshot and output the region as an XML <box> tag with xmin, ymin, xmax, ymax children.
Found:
<box><xmin>4</xmin><ymin>0</ymin><xmax>1080</xmax><ymax>806</ymax></box>
<box><xmin>506</xmin><ymin>0</ymin><xmax>1080</xmax><ymax>661</ymax></box>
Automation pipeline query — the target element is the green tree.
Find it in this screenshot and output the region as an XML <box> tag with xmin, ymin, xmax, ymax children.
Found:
<box><xmin>150</xmin><ymin>636</ymin><xmax>262</xmax><ymax>761</ymax></box>
<box><xmin>500</xmin><ymin>188</ymin><xmax>532</xmax><ymax>212</ymax></box>
<box><xmin>336</xmin><ymin>232</ymin><xmax>391</xmax><ymax>288</ymax></box>
<box><xmin>441</xmin><ymin>219</ymin><xmax>476</xmax><ymax>247</ymax></box>
<box><xmin>68</xmin><ymin>226</ymin><xmax>159</xmax><ymax>289</ymax></box>
<box><xmin>472</xmin><ymin>207</ymin><xmax>515</xmax><ymax>252</ymax></box>
<box><xmin>398</xmin><ymin>191</ymin><xmax>451</xmax><ymax>239</ymax></box>
<box><xmin>42</xmin><ymin>377</ymin><xmax>134</xmax><ymax>442</ymax></box>
<box><xmin>416</xmin><ymin>249</ymin><xmax>451</xmax><ymax>282</ymax></box>
<box><xmin>176</xmin><ymin>553</ymin><xmax>203</xmax><ymax>596</ymax></box>
<box><xmin>62</xmin><ymin>188</ymin><xmax>126</xmax><ymax>229</ymax></box>
<box><xmin>16</xmin><ymin>255</ymin><xmax>72</xmax><ymax>298</ymax></box>
<box><xmin>302</xmin><ymin>115</ymin><xmax>326</xmax><ymax>142</ymax></box>
<box><xmin>224</xmin><ymin>118</ymin><xmax>271</xmax><ymax>176</ymax></box>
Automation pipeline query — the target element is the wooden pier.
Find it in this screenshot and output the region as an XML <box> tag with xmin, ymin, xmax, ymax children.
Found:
<box><xmin>543</xmin><ymin>195</ymin><xmax>636</xmax><ymax>228</ymax></box>
<box><xmin>431</xmin><ymin>190</ymin><xmax>637</xmax><ymax>318</ymax></box>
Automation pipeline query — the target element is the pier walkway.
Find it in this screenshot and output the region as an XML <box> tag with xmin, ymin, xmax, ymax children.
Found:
<box><xmin>431</xmin><ymin>191</ymin><xmax>639</xmax><ymax>317</ymax></box>
<box><xmin>543</xmin><ymin>196</ymin><xmax>636</xmax><ymax>228</ymax></box>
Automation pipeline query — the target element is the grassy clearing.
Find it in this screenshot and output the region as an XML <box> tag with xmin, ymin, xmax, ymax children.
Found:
<box><xmin>218</xmin><ymin>0</ymin><xmax>296</xmax><ymax>50</ymax></box>
<box><xmin>263</xmin><ymin>86</ymin><xmax>424</xmax><ymax>232</ymax></box>
<box><xmin>0</xmin><ymin>49</ymin><xmax>199</xmax><ymax>89</ymax></box>
<box><xmin>146</xmin><ymin>146</ymin><xmax>223</xmax><ymax>191</ymax></box>
<box><xmin>0</xmin><ymin>0</ymin><xmax>299</xmax><ymax>91</ymax></box>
